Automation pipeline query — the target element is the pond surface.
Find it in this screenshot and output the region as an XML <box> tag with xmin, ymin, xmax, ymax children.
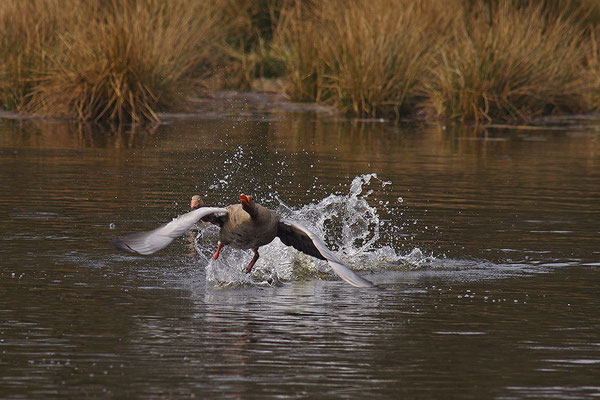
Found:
<box><xmin>1</xmin><ymin>99</ymin><xmax>599</xmax><ymax>399</ymax></box>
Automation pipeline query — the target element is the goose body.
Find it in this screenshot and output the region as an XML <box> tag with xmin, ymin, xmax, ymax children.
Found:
<box><xmin>219</xmin><ymin>203</ymin><xmax>279</xmax><ymax>249</ymax></box>
<box><xmin>112</xmin><ymin>194</ymin><xmax>375</xmax><ymax>288</ymax></box>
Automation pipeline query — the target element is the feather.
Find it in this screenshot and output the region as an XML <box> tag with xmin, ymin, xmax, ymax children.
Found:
<box><xmin>278</xmin><ymin>219</ymin><xmax>375</xmax><ymax>288</ymax></box>
<box><xmin>111</xmin><ymin>207</ymin><xmax>228</xmax><ymax>255</ymax></box>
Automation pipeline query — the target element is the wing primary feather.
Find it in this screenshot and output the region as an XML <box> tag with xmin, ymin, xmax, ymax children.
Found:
<box><xmin>277</xmin><ymin>219</ymin><xmax>376</xmax><ymax>288</ymax></box>
<box><xmin>111</xmin><ymin>207</ymin><xmax>228</xmax><ymax>255</ymax></box>
<box><xmin>277</xmin><ymin>221</ymin><xmax>325</xmax><ymax>260</ymax></box>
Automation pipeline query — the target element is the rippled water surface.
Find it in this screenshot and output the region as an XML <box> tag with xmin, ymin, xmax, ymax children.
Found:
<box><xmin>1</xmin><ymin>104</ymin><xmax>599</xmax><ymax>399</ymax></box>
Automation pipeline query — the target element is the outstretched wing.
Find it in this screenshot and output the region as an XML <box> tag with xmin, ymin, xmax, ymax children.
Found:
<box><xmin>277</xmin><ymin>219</ymin><xmax>375</xmax><ymax>288</ymax></box>
<box><xmin>112</xmin><ymin>207</ymin><xmax>228</xmax><ymax>255</ymax></box>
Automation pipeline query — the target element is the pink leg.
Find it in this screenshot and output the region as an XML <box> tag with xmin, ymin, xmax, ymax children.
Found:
<box><xmin>245</xmin><ymin>248</ymin><xmax>260</xmax><ymax>273</ymax></box>
<box><xmin>213</xmin><ymin>241</ymin><xmax>223</xmax><ymax>260</ymax></box>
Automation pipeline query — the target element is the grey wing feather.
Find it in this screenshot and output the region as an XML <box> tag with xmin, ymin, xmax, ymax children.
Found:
<box><xmin>112</xmin><ymin>207</ymin><xmax>228</xmax><ymax>255</ymax></box>
<box><xmin>277</xmin><ymin>219</ymin><xmax>375</xmax><ymax>288</ymax></box>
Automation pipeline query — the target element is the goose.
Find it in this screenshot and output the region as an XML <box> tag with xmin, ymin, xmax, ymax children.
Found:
<box><xmin>111</xmin><ymin>194</ymin><xmax>375</xmax><ymax>288</ymax></box>
<box><xmin>186</xmin><ymin>195</ymin><xmax>202</xmax><ymax>257</ymax></box>
<box><xmin>190</xmin><ymin>195</ymin><xmax>201</xmax><ymax>210</ymax></box>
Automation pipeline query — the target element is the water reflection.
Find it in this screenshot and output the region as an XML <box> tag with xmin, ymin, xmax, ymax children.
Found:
<box><xmin>1</xmin><ymin>111</ymin><xmax>599</xmax><ymax>399</ymax></box>
<box><xmin>0</xmin><ymin>119</ymin><xmax>160</xmax><ymax>149</ymax></box>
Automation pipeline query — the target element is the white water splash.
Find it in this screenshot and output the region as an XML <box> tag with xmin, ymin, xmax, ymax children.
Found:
<box><xmin>200</xmin><ymin>174</ymin><xmax>433</xmax><ymax>286</ymax></box>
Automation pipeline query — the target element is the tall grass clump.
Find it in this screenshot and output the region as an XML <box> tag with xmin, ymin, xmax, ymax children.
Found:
<box><xmin>31</xmin><ymin>0</ymin><xmax>222</xmax><ymax>122</ymax></box>
<box><xmin>0</xmin><ymin>0</ymin><xmax>222</xmax><ymax>122</ymax></box>
<box><xmin>273</xmin><ymin>0</ymin><xmax>443</xmax><ymax>118</ymax></box>
<box><xmin>271</xmin><ymin>2</ymin><xmax>324</xmax><ymax>102</ymax></box>
<box><xmin>0</xmin><ymin>0</ymin><xmax>77</xmax><ymax>110</ymax></box>
<box><xmin>585</xmin><ymin>28</ymin><xmax>600</xmax><ymax>110</ymax></box>
<box><xmin>426</xmin><ymin>3</ymin><xmax>588</xmax><ymax>122</ymax></box>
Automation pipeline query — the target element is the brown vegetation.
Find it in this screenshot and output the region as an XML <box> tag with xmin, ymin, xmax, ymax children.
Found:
<box><xmin>0</xmin><ymin>0</ymin><xmax>221</xmax><ymax>122</ymax></box>
<box><xmin>273</xmin><ymin>0</ymin><xmax>446</xmax><ymax>117</ymax></box>
<box><xmin>1</xmin><ymin>0</ymin><xmax>600</xmax><ymax>123</ymax></box>
<box><xmin>425</xmin><ymin>3</ymin><xmax>587</xmax><ymax>121</ymax></box>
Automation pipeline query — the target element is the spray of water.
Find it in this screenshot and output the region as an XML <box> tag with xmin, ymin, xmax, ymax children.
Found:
<box><xmin>197</xmin><ymin>173</ymin><xmax>434</xmax><ymax>287</ymax></box>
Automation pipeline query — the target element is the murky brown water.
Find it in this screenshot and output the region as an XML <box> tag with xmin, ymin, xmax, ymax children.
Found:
<box><xmin>1</xmin><ymin>103</ymin><xmax>599</xmax><ymax>399</ymax></box>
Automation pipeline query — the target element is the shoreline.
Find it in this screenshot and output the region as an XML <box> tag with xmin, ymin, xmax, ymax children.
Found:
<box><xmin>2</xmin><ymin>91</ymin><xmax>599</xmax><ymax>131</ymax></box>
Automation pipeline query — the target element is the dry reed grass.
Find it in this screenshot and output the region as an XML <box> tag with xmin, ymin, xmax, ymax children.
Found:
<box><xmin>585</xmin><ymin>27</ymin><xmax>600</xmax><ymax>110</ymax></box>
<box><xmin>273</xmin><ymin>0</ymin><xmax>446</xmax><ymax>117</ymax></box>
<box><xmin>1</xmin><ymin>0</ymin><xmax>221</xmax><ymax>122</ymax></box>
<box><xmin>426</xmin><ymin>3</ymin><xmax>588</xmax><ymax>122</ymax></box>
<box><xmin>1</xmin><ymin>0</ymin><xmax>599</xmax><ymax>123</ymax></box>
<box><xmin>0</xmin><ymin>0</ymin><xmax>74</xmax><ymax>110</ymax></box>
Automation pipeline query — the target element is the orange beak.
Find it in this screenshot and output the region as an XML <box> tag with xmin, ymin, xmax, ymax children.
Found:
<box><xmin>240</xmin><ymin>194</ymin><xmax>250</xmax><ymax>206</ymax></box>
<box><xmin>191</xmin><ymin>200</ymin><xmax>199</xmax><ymax>209</ymax></box>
